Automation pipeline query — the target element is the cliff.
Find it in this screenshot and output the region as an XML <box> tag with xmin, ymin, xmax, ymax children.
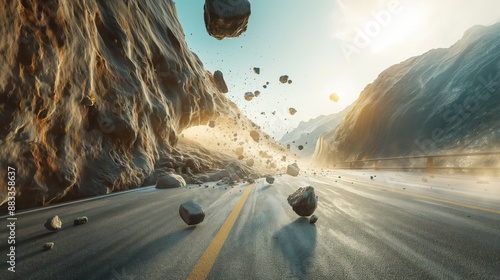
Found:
<box><xmin>313</xmin><ymin>23</ymin><xmax>500</xmax><ymax>164</ymax></box>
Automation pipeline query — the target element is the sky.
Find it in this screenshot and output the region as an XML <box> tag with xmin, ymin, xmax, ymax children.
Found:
<box><xmin>175</xmin><ymin>0</ymin><xmax>500</xmax><ymax>139</ymax></box>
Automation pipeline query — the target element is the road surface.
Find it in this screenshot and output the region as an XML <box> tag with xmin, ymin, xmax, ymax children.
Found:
<box><xmin>1</xmin><ymin>170</ymin><xmax>500</xmax><ymax>279</ymax></box>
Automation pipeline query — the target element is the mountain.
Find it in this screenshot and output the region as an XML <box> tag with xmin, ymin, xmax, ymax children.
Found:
<box><xmin>280</xmin><ymin>105</ymin><xmax>352</xmax><ymax>157</ymax></box>
<box><xmin>0</xmin><ymin>0</ymin><xmax>281</xmax><ymax>208</ymax></box>
<box><xmin>313</xmin><ymin>23</ymin><xmax>500</xmax><ymax>164</ymax></box>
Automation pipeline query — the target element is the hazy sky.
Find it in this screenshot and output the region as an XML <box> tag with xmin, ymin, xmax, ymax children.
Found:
<box><xmin>175</xmin><ymin>0</ymin><xmax>500</xmax><ymax>139</ymax></box>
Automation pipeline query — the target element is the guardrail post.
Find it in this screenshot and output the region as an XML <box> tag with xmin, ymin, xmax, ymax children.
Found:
<box><xmin>426</xmin><ymin>157</ymin><xmax>434</xmax><ymax>173</ymax></box>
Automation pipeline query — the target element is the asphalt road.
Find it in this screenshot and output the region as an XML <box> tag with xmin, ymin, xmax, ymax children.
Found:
<box><xmin>1</xmin><ymin>170</ymin><xmax>500</xmax><ymax>279</ymax></box>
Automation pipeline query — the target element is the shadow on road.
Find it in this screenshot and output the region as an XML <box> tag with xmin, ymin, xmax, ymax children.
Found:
<box><xmin>272</xmin><ymin>217</ymin><xmax>317</xmax><ymax>278</ymax></box>
<box><xmin>258</xmin><ymin>184</ymin><xmax>272</xmax><ymax>192</ymax></box>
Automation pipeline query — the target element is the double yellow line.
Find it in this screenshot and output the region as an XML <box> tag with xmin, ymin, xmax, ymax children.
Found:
<box><xmin>187</xmin><ymin>183</ymin><xmax>255</xmax><ymax>280</ymax></box>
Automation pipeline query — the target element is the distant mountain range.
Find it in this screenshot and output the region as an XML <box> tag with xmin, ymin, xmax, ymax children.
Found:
<box><xmin>313</xmin><ymin>23</ymin><xmax>500</xmax><ymax>164</ymax></box>
<box><xmin>279</xmin><ymin>105</ymin><xmax>352</xmax><ymax>156</ymax></box>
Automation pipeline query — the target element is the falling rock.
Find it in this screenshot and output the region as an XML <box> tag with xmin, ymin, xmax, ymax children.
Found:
<box><xmin>244</xmin><ymin>91</ymin><xmax>255</xmax><ymax>101</ymax></box>
<box><xmin>156</xmin><ymin>174</ymin><xmax>187</xmax><ymax>189</ymax></box>
<box><xmin>44</xmin><ymin>215</ymin><xmax>62</xmax><ymax>231</ymax></box>
<box><xmin>286</xmin><ymin>163</ymin><xmax>300</xmax><ymax>177</ymax></box>
<box><xmin>254</xmin><ymin>90</ymin><xmax>261</xmax><ymax>97</ymax></box>
<box><xmin>208</xmin><ymin>120</ymin><xmax>217</xmax><ymax>128</ymax></box>
<box><xmin>266</xmin><ymin>176</ymin><xmax>275</xmax><ymax>184</ymax></box>
<box><xmin>179</xmin><ymin>201</ymin><xmax>205</xmax><ymax>225</ymax></box>
<box><xmin>250</xmin><ymin>130</ymin><xmax>260</xmax><ymax>142</ymax></box>
<box><xmin>247</xmin><ymin>178</ymin><xmax>255</xmax><ymax>183</ymax></box>
<box><xmin>289</xmin><ymin>108</ymin><xmax>297</xmax><ymax>115</ymax></box>
<box><xmin>279</xmin><ymin>75</ymin><xmax>289</xmax><ymax>84</ymax></box>
<box><xmin>246</xmin><ymin>158</ymin><xmax>255</xmax><ymax>167</ymax></box>
<box><xmin>253</xmin><ymin>67</ymin><xmax>260</xmax><ymax>74</ymax></box>
<box><xmin>287</xmin><ymin>186</ymin><xmax>318</xmax><ymax>216</ymax></box>
<box><xmin>298</xmin><ymin>145</ymin><xmax>304</xmax><ymax>150</ymax></box>
<box><xmin>43</xmin><ymin>242</ymin><xmax>55</xmax><ymax>251</ymax></box>
<box><xmin>204</xmin><ymin>0</ymin><xmax>251</xmax><ymax>40</ymax></box>
<box><xmin>288</xmin><ymin>80</ymin><xmax>292</xmax><ymax>84</ymax></box>
<box><xmin>309</xmin><ymin>215</ymin><xmax>318</xmax><ymax>224</ymax></box>
<box><xmin>213</xmin><ymin>70</ymin><xmax>229</xmax><ymax>93</ymax></box>
<box><xmin>73</xmin><ymin>216</ymin><xmax>88</xmax><ymax>226</ymax></box>
<box><xmin>235</xmin><ymin>147</ymin><xmax>244</xmax><ymax>156</ymax></box>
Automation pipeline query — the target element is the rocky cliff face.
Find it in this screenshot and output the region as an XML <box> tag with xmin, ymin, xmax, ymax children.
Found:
<box><xmin>280</xmin><ymin>105</ymin><xmax>351</xmax><ymax>157</ymax></box>
<box><xmin>0</xmin><ymin>0</ymin><xmax>262</xmax><ymax>208</ymax></box>
<box><xmin>314</xmin><ymin>23</ymin><xmax>500</xmax><ymax>164</ymax></box>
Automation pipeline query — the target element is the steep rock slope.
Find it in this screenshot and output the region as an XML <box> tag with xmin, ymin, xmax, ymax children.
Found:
<box><xmin>314</xmin><ymin>23</ymin><xmax>500</xmax><ymax>164</ymax></box>
<box><xmin>0</xmin><ymin>0</ymin><xmax>262</xmax><ymax>208</ymax></box>
<box><xmin>280</xmin><ymin>105</ymin><xmax>351</xmax><ymax>157</ymax></box>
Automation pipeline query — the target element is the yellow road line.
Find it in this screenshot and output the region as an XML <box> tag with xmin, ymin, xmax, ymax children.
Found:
<box><xmin>187</xmin><ymin>183</ymin><xmax>255</xmax><ymax>280</ymax></box>
<box><xmin>366</xmin><ymin>184</ymin><xmax>500</xmax><ymax>215</ymax></box>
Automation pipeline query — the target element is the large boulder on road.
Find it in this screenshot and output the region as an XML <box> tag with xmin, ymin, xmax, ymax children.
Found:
<box><xmin>179</xmin><ymin>201</ymin><xmax>205</xmax><ymax>225</ymax></box>
<box><xmin>287</xmin><ymin>186</ymin><xmax>318</xmax><ymax>216</ymax></box>
<box><xmin>156</xmin><ymin>174</ymin><xmax>187</xmax><ymax>189</ymax></box>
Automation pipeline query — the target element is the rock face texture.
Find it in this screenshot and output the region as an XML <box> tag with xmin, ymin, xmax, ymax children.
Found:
<box><xmin>313</xmin><ymin>23</ymin><xmax>500</xmax><ymax>164</ymax></box>
<box><xmin>287</xmin><ymin>186</ymin><xmax>318</xmax><ymax>217</ymax></box>
<box><xmin>280</xmin><ymin>105</ymin><xmax>352</xmax><ymax>157</ymax></box>
<box><xmin>0</xmin><ymin>0</ymin><xmax>255</xmax><ymax>208</ymax></box>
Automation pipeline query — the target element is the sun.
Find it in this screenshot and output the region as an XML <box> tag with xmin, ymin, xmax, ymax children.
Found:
<box><xmin>370</xmin><ymin>4</ymin><xmax>427</xmax><ymax>53</ymax></box>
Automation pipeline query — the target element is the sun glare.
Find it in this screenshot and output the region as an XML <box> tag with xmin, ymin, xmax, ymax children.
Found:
<box><xmin>370</xmin><ymin>4</ymin><xmax>427</xmax><ymax>53</ymax></box>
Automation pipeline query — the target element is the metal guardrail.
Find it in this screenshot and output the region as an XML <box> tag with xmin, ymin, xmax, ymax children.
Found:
<box><xmin>334</xmin><ymin>151</ymin><xmax>500</xmax><ymax>173</ymax></box>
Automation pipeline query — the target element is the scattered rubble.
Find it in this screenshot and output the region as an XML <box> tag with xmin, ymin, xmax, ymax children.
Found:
<box><xmin>208</xmin><ymin>120</ymin><xmax>217</xmax><ymax>128</ymax></box>
<box><xmin>309</xmin><ymin>215</ymin><xmax>318</xmax><ymax>224</ymax></box>
<box><xmin>298</xmin><ymin>145</ymin><xmax>304</xmax><ymax>150</ymax></box>
<box><xmin>287</xmin><ymin>186</ymin><xmax>318</xmax><ymax>216</ymax></box>
<box><xmin>179</xmin><ymin>201</ymin><xmax>205</xmax><ymax>225</ymax></box>
<box><xmin>289</xmin><ymin>108</ymin><xmax>297</xmax><ymax>115</ymax></box>
<box><xmin>44</xmin><ymin>215</ymin><xmax>62</xmax><ymax>231</ymax></box>
<box><xmin>213</xmin><ymin>70</ymin><xmax>228</xmax><ymax>93</ymax></box>
<box><xmin>247</xmin><ymin>178</ymin><xmax>255</xmax><ymax>183</ymax></box>
<box><xmin>43</xmin><ymin>242</ymin><xmax>55</xmax><ymax>251</ymax></box>
<box><xmin>73</xmin><ymin>216</ymin><xmax>88</xmax><ymax>226</ymax></box>
<box><xmin>244</xmin><ymin>91</ymin><xmax>255</xmax><ymax>101</ymax></box>
<box><xmin>279</xmin><ymin>75</ymin><xmax>289</xmax><ymax>84</ymax></box>
<box><xmin>287</xmin><ymin>163</ymin><xmax>300</xmax><ymax>177</ymax></box>
<box><xmin>250</xmin><ymin>130</ymin><xmax>260</xmax><ymax>142</ymax></box>
<box><xmin>246</xmin><ymin>159</ymin><xmax>255</xmax><ymax>167</ymax></box>
<box><xmin>266</xmin><ymin>176</ymin><xmax>275</xmax><ymax>184</ymax></box>
<box><xmin>253</xmin><ymin>67</ymin><xmax>260</xmax><ymax>74</ymax></box>
<box><xmin>156</xmin><ymin>174</ymin><xmax>187</xmax><ymax>188</ymax></box>
<box><xmin>254</xmin><ymin>90</ymin><xmax>261</xmax><ymax>97</ymax></box>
